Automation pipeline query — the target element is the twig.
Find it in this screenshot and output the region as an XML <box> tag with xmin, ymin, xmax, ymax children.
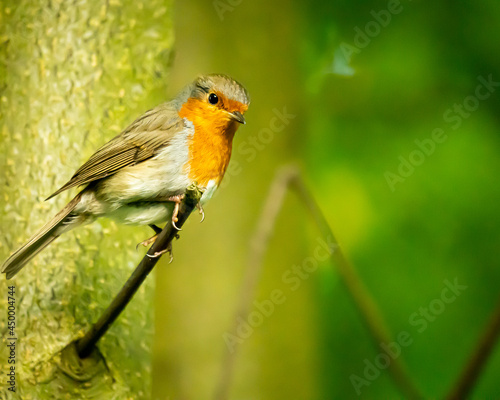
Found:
<box><xmin>215</xmin><ymin>165</ymin><xmax>422</xmax><ymax>400</ymax></box>
<box><xmin>289</xmin><ymin>168</ymin><xmax>421</xmax><ymax>400</ymax></box>
<box><xmin>76</xmin><ymin>186</ymin><xmax>202</xmax><ymax>359</ymax></box>
<box><xmin>445</xmin><ymin>295</ymin><xmax>500</xmax><ymax>400</ymax></box>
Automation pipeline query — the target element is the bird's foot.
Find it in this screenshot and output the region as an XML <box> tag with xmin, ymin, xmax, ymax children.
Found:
<box><xmin>146</xmin><ymin>242</ymin><xmax>173</xmax><ymax>263</ymax></box>
<box><xmin>136</xmin><ymin>234</ymin><xmax>159</xmax><ymax>250</ymax></box>
<box><xmin>168</xmin><ymin>194</ymin><xmax>185</xmax><ymax>231</ymax></box>
<box><xmin>136</xmin><ymin>224</ymin><xmax>164</xmax><ymax>250</ymax></box>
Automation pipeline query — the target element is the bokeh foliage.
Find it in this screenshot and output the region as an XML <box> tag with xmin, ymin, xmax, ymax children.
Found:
<box><xmin>155</xmin><ymin>0</ymin><xmax>500</xmax><ymax>399</ymax></box>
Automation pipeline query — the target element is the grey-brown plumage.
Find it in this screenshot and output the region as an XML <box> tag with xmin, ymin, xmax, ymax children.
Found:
<box><xmin>46</xmin><ymin>104</ymin><xmax>184</xmax><ymax>200</ymax></box>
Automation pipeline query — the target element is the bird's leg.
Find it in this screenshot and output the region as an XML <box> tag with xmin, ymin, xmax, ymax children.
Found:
<box><xmin>141</xmin><ymin>185</ymin><xmax>202</xmax><ymax>258</ymax></box>
<box><xmin>150</xmin><ymin>224</ymin><xmax>163</xmax><ymax>234</ymax></box>
<box><xmin>141</xmin><ymin>227</ymin><xmax>179</xmax><ymax>262</ymax></box>
<box><xmin>168</xmin><ymin>194</ymin><xmax>185</xmax><ymax>231</ymax></box>
<box><xmin>136</xmin><ymin>224</ymin><xmax>163</xmax><ymax>250</ymax></box>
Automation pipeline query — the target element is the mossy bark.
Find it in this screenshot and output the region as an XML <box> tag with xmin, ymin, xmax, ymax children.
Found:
<box><xmin>0</xmin><ymin>1</ymin><xmax>173</xmax><ymax>398</ymax></box>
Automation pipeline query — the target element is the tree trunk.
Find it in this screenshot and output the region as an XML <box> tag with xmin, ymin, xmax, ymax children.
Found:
<box><xmin>0</xmin><ymin>1</ymin><xmax>173</xmax><ymax>398</ymax></box>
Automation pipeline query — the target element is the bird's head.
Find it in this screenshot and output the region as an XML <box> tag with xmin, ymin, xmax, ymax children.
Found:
<box><xmin>177</xmin><ymin>74</ymin><xmax>250</xmax><ymax>132</ymax></box>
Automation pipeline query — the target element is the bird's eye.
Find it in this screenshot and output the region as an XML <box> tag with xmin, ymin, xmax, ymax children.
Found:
<box><xmin>208</xmin><ymin>93</ymin><xmax>219</xmax><ymax>105</ymax></box>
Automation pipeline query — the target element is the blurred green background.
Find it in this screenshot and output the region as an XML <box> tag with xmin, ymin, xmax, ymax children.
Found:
<box><xmin>152</xmin><ymin>0</ymin><xmax>500</xmax><ymax>399</ymax></box>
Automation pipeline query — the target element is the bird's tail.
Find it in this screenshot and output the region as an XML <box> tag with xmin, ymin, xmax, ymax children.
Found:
<box><xmin>2</xmin><ymin>193</ymin><xmax>83</xmax><ymax>279</ymax></box>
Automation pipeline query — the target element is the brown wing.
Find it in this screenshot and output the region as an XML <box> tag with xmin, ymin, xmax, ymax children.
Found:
<box><xmin>46</xmin><ymin>103</ymin><xmax>186</xmax><ymax>200</ymax></box>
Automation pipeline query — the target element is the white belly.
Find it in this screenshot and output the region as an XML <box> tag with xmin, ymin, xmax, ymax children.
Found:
<box><xmin>106</xmin><ymin>202</ymin><xmax>175</xmax><ymax>226</ymax></box>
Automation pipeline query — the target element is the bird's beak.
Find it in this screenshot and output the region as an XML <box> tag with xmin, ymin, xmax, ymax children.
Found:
<box><xmin>228</xmin><ymin>110</ymin><xmax>246</xmax><ymax>124</ymax></box>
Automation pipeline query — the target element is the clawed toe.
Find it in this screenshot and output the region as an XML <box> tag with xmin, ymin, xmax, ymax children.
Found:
<box><xmin>146</xmin><ymin>249</ymin><xmax>168</xmax><ymax>258</ymax></box>
<box><xmin>197</xmin><ymin>201</ymin><xmax>205</xmax><ymax>223</ymax></box>
<box><xmin>146</xmin><ymin>242</ymin><xmax>173</xmax><ymax>262</ymax></box>
<box><xmin>136</xmin><ymin>234</ymin><xmax>158</xmax><ymax>250</ymax></box>
<box><xmin>168</xmin><ymin>194</ymin><xmax>184</xmax><ymax>231</ymax></box>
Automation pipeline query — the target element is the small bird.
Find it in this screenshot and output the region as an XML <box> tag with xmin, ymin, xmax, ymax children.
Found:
<box><xmin>2</xmin><ymin>74</ymin><xmax>250</xmax><ymax>279</ymax></box>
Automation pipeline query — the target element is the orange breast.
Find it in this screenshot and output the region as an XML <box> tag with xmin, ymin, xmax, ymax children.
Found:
<box><xmin>179</xmin><ymin>98</ymin><xmax>238</xmax><ymax>188</ymax></box>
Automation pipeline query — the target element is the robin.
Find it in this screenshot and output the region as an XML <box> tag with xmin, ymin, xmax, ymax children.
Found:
<box><xmin>2</xmin><ymin>74</ymin><xmax>250</xmax><ymax>279</ymax></box>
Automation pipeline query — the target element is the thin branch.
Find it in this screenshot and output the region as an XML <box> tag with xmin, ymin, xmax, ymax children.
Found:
<box><xmin>445</xmin><ymin>295</ymin><xmax>500</xmax><ymax>400</ymax></box>
<box><xmin>289</xmin><ymin>168</ymin><xmax>421</xmax><ymax>400</ymax></box>
<box><xmin>215</xmin><ymin>165</ymin><xmax>422</xmax><ymax>400</ymax></box>
<box><xmin>76</xmin><ymin>186</ymin><xmax>202</xmax><ymax>359</ymax></box>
